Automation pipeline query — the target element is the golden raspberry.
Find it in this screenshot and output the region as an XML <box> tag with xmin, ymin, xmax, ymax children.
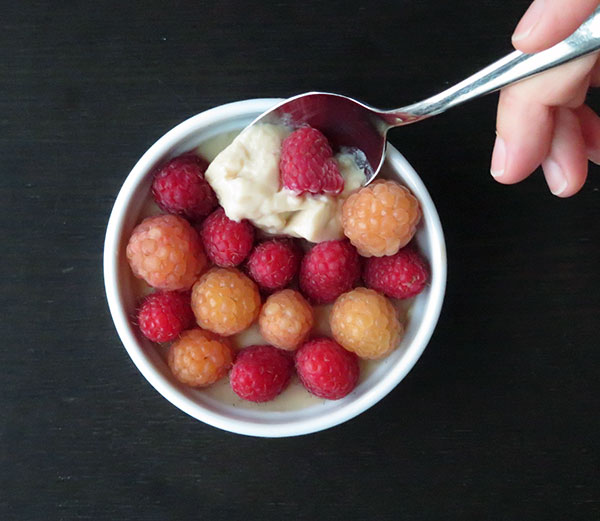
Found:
<box><xmin>168</xmin><ymin>328</ymin><xmax>233</xmax><ymax>387</ymax></box>
<box><xmin>330</xmin><ymin>287</ymin><xmax>403</xmax><ymax>359</ymax></box>
<box><xmin>191</xmin><ymin>268</ymin><xmax>261</xmax><ymax>336</ymax></box>
<box><xmin>259</xmin><ymin>289</ymin><xmax>314</xmax><ymax>351</ymax></box>
<box><xmin>341</xmin><ymin>180</ymin><xmax>421</xmax><ymax>257</ymax></box>
<box><xmin>126</xmin><ymin>214</ymin><xmax>207</xmax><ymax>290</ymax></box>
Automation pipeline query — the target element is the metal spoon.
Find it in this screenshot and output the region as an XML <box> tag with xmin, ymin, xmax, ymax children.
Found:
<box><xmin>249</xmin><ymin>7</ymin><xmax>600</xmax><ymax>182</ymax></box>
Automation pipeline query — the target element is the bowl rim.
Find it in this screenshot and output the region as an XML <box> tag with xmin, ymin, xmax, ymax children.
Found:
<box><xmin>104</xmin><ymin>98</ymin><xmax>447</xmax><ymax>437</ymax></box>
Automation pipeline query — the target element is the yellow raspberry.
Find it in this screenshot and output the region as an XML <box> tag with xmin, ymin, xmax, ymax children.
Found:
<box><xmin>168</xmin><ymin>329</ymin><xmax>233</xmax><ymax>387</ymax></box>
<box><xmin>342</xmin><ymin>180</ymin><xmax>421</xmax><ymax>257</ymax></box>
<box><xmin>191</xmin><ymin>268</ymin><xmax>261</xmax><ymax>336</ymax></box>
<box><xmin>330</xmin><ymin>287</ymin><xmax>403</xmax><ymax>359</ymax></box>
<box><xmin>126</xmin><ymin>214</ymin><xmax>207</xmax><ymax>290</ymax></box>
<box><xmin>259</xmin><ymin>289</ymin><xmax>314</xmax><ymax>351</ymax></box>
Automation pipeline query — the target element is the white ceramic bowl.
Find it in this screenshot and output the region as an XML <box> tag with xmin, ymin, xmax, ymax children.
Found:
<box><xmin>104</xmin><ymin>98</ymin><xmax>446</xmax><ymax>437</ymax></box>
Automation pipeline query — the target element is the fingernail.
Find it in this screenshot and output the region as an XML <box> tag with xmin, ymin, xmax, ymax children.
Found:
<box><xmin>512</xmin><ymin>0</ymin><xmax>545</xmax><ymax>42</ymax></box>
<box><xmin>587</xmin><ymin>148</ymin><xmax>600</xmax><ymax>166</ymax></box>
<box><xmin>490</xmin><ymin>135</ymin><xmax>506</xmax><ymax>178</ymax></box>
<box><xmin>543</xmin><ymin>158</ymin><xmax>568</xmax><ymax>196</ymax></box>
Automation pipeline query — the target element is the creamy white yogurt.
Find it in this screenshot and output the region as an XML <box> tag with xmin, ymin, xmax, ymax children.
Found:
<box><xmin>204</xmin><ymin>124</ymin><xmax>366</xmax><ymax>243</ymax></box>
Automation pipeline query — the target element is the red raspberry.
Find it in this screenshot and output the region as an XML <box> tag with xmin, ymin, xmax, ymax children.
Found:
<box><xmin>199</xmin><ymin>208</ymin><xmax>255</xmax><ymax>267</ymax></box>
<box><xmin>280</xmin><ymin>126</ymin><xmax>344</xmax><ymax>195</ymax></box>
<box><xmin>364</xmin><ymin>247</ymin><xmax>429</xmax><ymax>299</ymax></box>
<box><xmin>299</xmin><ymin>240</ymin><xmax>361</xmax><ymax>304</ymax></box>
<box><xmin>247</xmin><ymin>239</ymin><xmax>301</xmax><ymax>291</ymax></box>
<box><xmin>295</xmin><ymin>337</ymin><xmax>359</xmax><ymax>400</ymax></box>
<box><xmin>230</xmin><ymin>345</ymin><xmax>293</xmax><ymax>402</ymax></box>
<box><xmin>137</xmin><ymin>291</ymin><xmax>195</xmax><ymax>343</ymax></box>
<box><xmin>151</xmin><ymin>154</ymin><xmax>217</xmax><ymax>220</ymax></box>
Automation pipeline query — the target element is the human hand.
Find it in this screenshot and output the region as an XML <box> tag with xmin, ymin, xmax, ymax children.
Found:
<box><xmin>491</xmin><ymin>0</ymin><xmax>600</xmax><ymax>197</ymax></box>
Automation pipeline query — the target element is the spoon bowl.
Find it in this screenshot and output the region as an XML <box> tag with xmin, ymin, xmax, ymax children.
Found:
<box><xmin>250</xmin><ymin>92</ymin><xmax>389</xmax><ymax>179</ymax></box>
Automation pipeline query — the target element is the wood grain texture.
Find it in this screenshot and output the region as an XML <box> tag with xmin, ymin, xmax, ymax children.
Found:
<box><xmin>1</xmin><ymin>1</ymin><xmax>598</xmax><ymax>520</ymax></box>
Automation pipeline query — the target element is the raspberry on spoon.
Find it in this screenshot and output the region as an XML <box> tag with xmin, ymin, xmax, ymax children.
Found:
<box><xmin>280</xmin><ymin>126</ymin><xmax>344</xmax><ymax>195</ymax></box>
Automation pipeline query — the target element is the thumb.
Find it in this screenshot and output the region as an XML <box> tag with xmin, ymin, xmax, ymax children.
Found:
<box><xmin>512</xmin><ymin>0</ymin><xmax>600</xmax><ymax>53</ymax></box>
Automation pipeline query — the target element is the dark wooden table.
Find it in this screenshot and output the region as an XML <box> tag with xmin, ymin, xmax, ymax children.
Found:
<box><xmin>2</xmin><ymin>1</ymin><xmax>599</xmax><ymax>519</ymax></box>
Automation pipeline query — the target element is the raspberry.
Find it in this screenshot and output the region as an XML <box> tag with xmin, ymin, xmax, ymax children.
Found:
<box><xmin>151</xmin><ymin>154</ymin><xmax>217</xmax><ymax>220</ymax></box>
<box><xmin>259</xmin><ymin>289</ymin><xmax>314</xmax><ymax>351</ymax></box>
<box><xmin>364</xmin><ymin>246</ymin><xmax>429</xmax><ymax>299</ymax></box>
<box><xmin>342</xmin><ymin>180</ymin><xmax>421</xmax><ymax>257</ymax></box>
<box><xmin>330</xmin><ymin>287</ymin><xmax>403</xmax><ymax>359</ymax></box>
<box><xmin>247</xmin><ymin>239</ymin><xmax>301</xmax><ymax>291</ymax></box>
<box><xmin>126</xmin><ymin>214</ymin><xmax>207</xmax><ymax>290</ymax></box>
<box><xmin>199</xmin><ymin>208</ymin><xmax>255</xmax><ymax>267</ymax></box>
<box><xmin>230</xmin><ymin>345</ymin><xmax>293</xmax><ymax>402</ymax></box>
<box><xmin>295</xmin><ymin>337</ymin><xmax>359</xmax><ymax>400</ymax></box>
<box><xmin>191</xmin><ymin>268</ymin><xmax>261</xmax><ymax>336</ymax></box>
<box><xmin>168</xmin><ymin>329</ymin><xmax>233</xmax><ymax>387</ymax></box>
<box><xmin>137</xmin><ymin>290</ymin><xmax>195</xmax><ymax>343</ymax></box>
<box><xmin>299</xmin><ymin>240</ymin><xmax>361</xmax><ymax>304</ymax></box>
<box><xmin>280</xmin><ymin>126</ymin><xmax>344</xmax><ymax>195</ymax></box>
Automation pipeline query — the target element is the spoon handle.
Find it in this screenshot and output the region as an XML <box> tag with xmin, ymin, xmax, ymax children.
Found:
<box><xmin>387</xmin><ymin>6</ymin><xmax>600</xmax><ymax>124</ymax></box>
